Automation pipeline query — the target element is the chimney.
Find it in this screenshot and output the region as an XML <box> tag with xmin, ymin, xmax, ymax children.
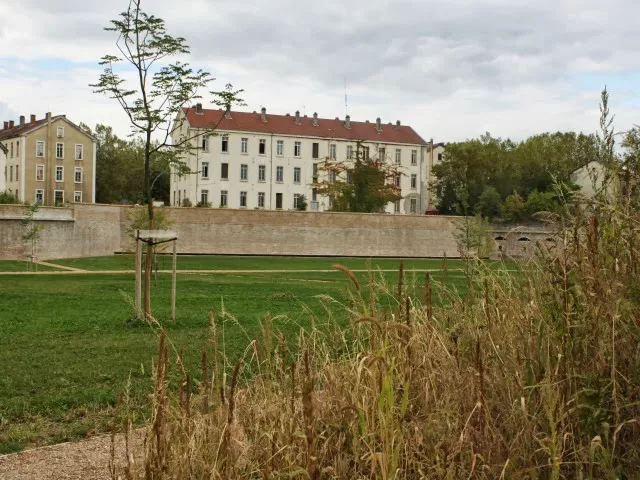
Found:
<box><xmin>312</xmin><ymin>112</ymin><xmax>318</xmax><ymax>126</ymax></box>
<box><xmin>30</xmin><ymin>114</ymin><xmax>36</xmax><ymax>123</ymax></box>
<box><xmin>19</xmin><ymin>115</ymin><xmax>25</xmax><ymax>126</ymax></box>
<box><xmin>224</xmin><ymin>105</ymin><xmax>232</xmax><ymax>119</ymax></box>
<box><xmin>345</xmin><ymin>115</ymin><xmax>351</xmax><ymax>129</ymax></box>
<box><xmin>396</xmin><ymin>120</ymin><xmax>401</xmax><ymax>127</ymax></box>
<box><xmin>260</xmin><ymin>107</ymin><xmax>267</xmax><ymax>122</ymax></box>
<box><xmin>9</xmin><ymin>120</ymin><xmax>14</xmax><ymax>128</ymax></box>
<box><xmin>3</xmin><ymin>121</ymin><xmax>7</xmax><ymax>130</ymax></box>
<box><xmin>376</xmin><ymin>117</ymin><xmax>382</xmax><ymax>131</ymax></box>
<box><xmin>45</xmin><ymin>112</ymin><xmax>51</xmax><ymax>121</ymax></box>
<box><xmin>295</xmin><ymin>110</ymin><xmax>301</xmax><ymax>125</ymax></box>
<box><xmin>195</xmin><ymin>103</ymin><xmax>203</xmax><ymax>115</ymax></box>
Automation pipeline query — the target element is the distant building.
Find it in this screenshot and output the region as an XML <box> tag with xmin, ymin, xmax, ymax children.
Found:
<box><xmin>425</xmin><ymin>142</ymin><xmax>446</xmax><ymax>213</ymax></box>
<box><xmin>570</xmin><ymin>161</ymin><xmax>614</xmax><ymax>199</ymax></box>
<box><xmin>0</xmin><ymin>113</ymin><xmax>96</xmax><ymax>205</ymax></box>
<box><xmin>171</xmin><ymin>105</ymin><xmax>433</xmax><ymax>214</ymax></box>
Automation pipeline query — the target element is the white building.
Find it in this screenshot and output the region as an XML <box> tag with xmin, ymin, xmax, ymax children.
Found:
<box><xmin>171</xmin><ymin>105</ymin><xmax>434</xmax><ymax>214</ymax></box>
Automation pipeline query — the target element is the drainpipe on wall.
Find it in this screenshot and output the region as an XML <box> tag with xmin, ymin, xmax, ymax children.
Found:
<box><xmin>269</xmin><ymin>134</ymin><xmax>273</xmax><ymax>209</ymax></box>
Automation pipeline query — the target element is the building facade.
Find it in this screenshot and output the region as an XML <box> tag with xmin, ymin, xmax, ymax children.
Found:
<box><xmin>0</xmin><ymin>113</ymin><xmax>96</xmax><ymax>205</ymax></box>
<box><xmin>171</xmin><ymin>106</ymin><xmax>432</xmax><ymax>214</ymax></box>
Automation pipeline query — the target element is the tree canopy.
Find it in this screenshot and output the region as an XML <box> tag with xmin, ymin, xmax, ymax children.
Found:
<box><xmin>432</xmin><ymin>131</ymin><xmax>597</xmax><ymax>220</ymax></box>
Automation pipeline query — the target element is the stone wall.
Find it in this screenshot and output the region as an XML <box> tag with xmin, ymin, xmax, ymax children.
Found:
<box><xmin>0</xmin><ymin>204</ymin><xmax>462</xmax><ymax>260</ymax></box>
<box><xmin>0</xmin><ymin>204</ymin><xmax>554</xmax><ymax>260</ymax></box>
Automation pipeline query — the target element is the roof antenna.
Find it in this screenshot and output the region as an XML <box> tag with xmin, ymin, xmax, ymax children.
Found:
<box><xmin>344</xmin><ymin>76</ymin><xmax>349</xmax><ymax>117</ymax></box>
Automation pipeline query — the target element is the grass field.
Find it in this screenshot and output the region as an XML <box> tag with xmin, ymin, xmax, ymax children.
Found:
<box><xmin>0</xmin><ymin>255</ymin><xmax>483</xmax><ymax>454</ymax></box>
<box><xmin>47</xmin><ymin>254</ymin><xmax>460</xmax><ymax>272</ymax></box>
<box><xmin>0</xmin><ymin>260</ymin><xmax>62</xmax><ymax>272</ymax></box>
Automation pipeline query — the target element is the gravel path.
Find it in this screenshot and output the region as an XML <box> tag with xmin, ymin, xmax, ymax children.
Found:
<box><xmin>0</xmin><ymin>432</ymin><xmax>142</xmax><ymax>480</ymax></box>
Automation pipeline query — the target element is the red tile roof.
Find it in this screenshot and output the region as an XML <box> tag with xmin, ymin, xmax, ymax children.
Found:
<box><xmin>183</xmin><ymin>107</ymin><xmax>428</xmax><ymax>145</ymax></box>
<box><xmin>0</xmin><ymin>117</ymin><xmax>53</xmax><ymax>141</ymax></box>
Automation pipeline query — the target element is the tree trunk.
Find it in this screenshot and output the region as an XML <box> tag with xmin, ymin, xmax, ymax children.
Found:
<box><xmin>144</xmin><ymin>133</ymin><xmax>154</xmax><ymax>319</ymax></box>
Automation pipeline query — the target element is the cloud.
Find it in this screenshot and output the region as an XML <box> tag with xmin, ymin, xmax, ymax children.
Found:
<box><xmin>1</xmin><ymin>0</ymin><xmax>639</xmax><ymax>142</ymax></box>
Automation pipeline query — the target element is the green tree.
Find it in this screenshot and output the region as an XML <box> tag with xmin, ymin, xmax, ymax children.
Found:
<box><xmin>525</xmin><ymin>190</ymin><xmax>559</xmax><ymax>218</ymax></box>
<box><xmin>0</xmin><ymin>191</ymin><xmax>20</xmax><ymax>204</ymax></box>
<box><xmin>501</xmin><ymin>192</ymin><xmax>526</xmax><ymax>223</ymax></box>
<box><xmin>92</xmin><ymin>0</ymin><xmax>243</xmax><ymax>319</ymax></box>
<box><xmin>95</xmin><ymin>124</ymin><xmax>171</xmax><ymax>204</ymax></box>
<box><xmin>314</xmin><ymin>143</ymin><xmax>402</xmax><ymax>212</ymax></box>
<box><xmin>476</xmin><ymin>186</ymin><xmax>501</xmax><ymax>220</ymax></box>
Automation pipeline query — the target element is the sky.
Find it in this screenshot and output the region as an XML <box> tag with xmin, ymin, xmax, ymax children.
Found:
<box><xmin>0</xmin><ymin>0</ymin><xmax>639</xmax><ymax>143</ymax></box>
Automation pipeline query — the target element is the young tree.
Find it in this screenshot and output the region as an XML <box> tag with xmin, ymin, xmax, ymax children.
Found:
<box><xmin>21</xmin><ymin>204</ymin><xmax>45</xmax><ymax>271</ymax></box>
<box><xmin>313</xmin><ymin>142</ymin><xmax>402</xmax><ymax>212</ymax></box>
<box><xmin>92</xmin><ymin>0</ymin><xmax>242</xmax><ymax>318</ymax></box>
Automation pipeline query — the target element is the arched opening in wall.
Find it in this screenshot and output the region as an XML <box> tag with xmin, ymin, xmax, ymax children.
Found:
<box><xmin>517</xmin><ymin>237</ymin><xmax>531</xmax><ymax>254</ymax></box>
<box><xmin>494</xmin><ymin>236</ymin><xmax>506</xmax><ymax>241</ymax></box>
<box><xmin>494</xmin><ymin>236</ymin><xmax>507</xmax><ymax>258</ymax></box>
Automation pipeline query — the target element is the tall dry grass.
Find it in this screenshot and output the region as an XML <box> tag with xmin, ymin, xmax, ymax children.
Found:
<box><xmin>113</xmin><ymin>195</ymin><xmax>640</xmax><ymax>479</ymax></box>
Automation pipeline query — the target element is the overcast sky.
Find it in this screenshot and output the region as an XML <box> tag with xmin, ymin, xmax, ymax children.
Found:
<box><xmin>1</xmin><ymin>0</ymin><xmax>638</xmax><ymax>143</ymax></box>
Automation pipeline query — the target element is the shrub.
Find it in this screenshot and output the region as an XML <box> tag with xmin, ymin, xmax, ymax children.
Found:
<box><xmin>196</xmin><ymin>201</ymin><xmax>212</xmax><ymax>208</ymax></box>
<box><xmin>181</xmin><ymin>198</ymin><xmax>193</xmax><ymax>207</ymax></box>
<box><xmin>0</xmin><ymin>191</ymin><xmax>20</xmax><ymax>204</ymax></box>
<box><xmin>476</xmin><ymin>185</ymin><xmax>501</xmax><ymax>220</ymax></box>
<box><xmin>525</xmin><ymin>189</ymin><xmax>559</xmax><ymax>217</ymax></box>
<box><xmin>501</xmin><ymin>191</ymin><xmax>525</xmax><ymax>222</ymax></box>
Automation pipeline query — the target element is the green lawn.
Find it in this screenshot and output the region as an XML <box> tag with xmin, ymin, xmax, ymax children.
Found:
<box><xmin>0</xmin><ymin>264</ymin><xmax>472</xmax><ymax>454</ymax></box>
<box><xmin>49</xmin><ymin>254</ymin><xmax>465</xmax><ymax>272</ymax></box>
<box><xmin>0</xmin><ymin>260</ymin><xmax>62</xmax><ymax>272</ymax></box>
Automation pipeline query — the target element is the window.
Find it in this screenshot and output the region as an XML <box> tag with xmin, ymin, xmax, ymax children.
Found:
<box><xmin>56</xmin><ymin>142</ymin><xmax>64</xmax><ymax>159</ymax></box>
<box><xmin>75</xmin><ymin>144</ymin><xmax>83</xmax><ymax>160</ymax></box>
<box><xmin>259</xmin><ymin>139</ymin><xmax>266</xmax><ymax>155</ymax></box>
<box><xmin>241</xmin><ymin>137</ymin><xmax>248</xmax><ymax>154</ymax></box>
<box><xmin>347</xmin><ymin>172</ymin><xmax>353</xmax><ymax>184</ymax></box>
<box><xmin>293</xmin><ymin>193</ymin><xmax>302</xmax><ymax>209</ymax></box>
<box><xmin>54</xmin><ymin>190</ymin><xmax>64</xmax><ymax>205</ymax></box>
<box><xmin>347</xmin><ymin>145</ymin><xmax>353</xmax><ymax>160</ymax></box>
<box><xmin>55</xmin><ymin>166</ymin><xmax>64</xmax><ymax>182</ymax></box>
<box><xmin>15</xmin><ymin>166</ymin><xmax>18</xmax><ymax>182</ymax></box>
<box><xmin>258</xmin><ymin>192</ymin><xmax>265</xmax><ymax>208</ymax></box>
<box><xmin>16</xmin><ymin>141</ymin><xmax>19</xmax><ymax>156</ymax></box>
<box><xmin>394</xmin><ymin>174</ymin><xmax>401</xmax><ymax>188</ymax></box>
<box><xmin>276</xmin><ymin>192</ymin><xmax>283</xmax><ymax>209</ymax></box>
<box><xmin>200</xmin><ymin>189</ymin><xmax>209</xmax><ymax>205</ymax></box>
<box><xmin>240</xmin><ymin>164</ymin><xmax>248</xmax><ymax>181</ymax></box>
<box><xmin>330</xmin><ymin>144</ymin><xmax>336</xmax><ymax>159</ymax></box>
<box><xmin>36</xmin><ymin>164</ymin><xmax>44</xmax><ymax>181</ymax></box>
<box><xmin>276</xmin><ymin>166</ymin><xmax>283</xmax><ymax>182</ymax></box>
<box><xmin>36</xmin><ymin>141</ymin><xmax>44</xmax><ymax>157</ymax></box>
<box><xmin>201</xmin><ymin>161</ymin><xmax>209</xmax><ymax>179</ymax></box>
<box><xmin>10</xmin><ymin>142</ymin><xmax>13</xmax><ymax>157</ymax></box>
<box><xmin>220</xmin><ymin>190</ymin><xmax>228</xmax><ymax>207</ymax></box>
<box><xmin>221</xmin><ymin>135</ymin><xmax>229</xmax><ymax>152</ymax></box>
<box><xmin>258</xmin><ymin>165</ymin><xmax>266</xmax><ymax>182</ymax></box>
<box><xmin>394</xmin><ymin>200</ymin><xmax>400</xmax><ymax>213</ymax></box>
<box><xmin>411</xmin><ymin>174</ymin><xmax>417</xmax><ymax>189</ymax></box>
<box><xmin>438</xmin><ymin>152</ymin><xmax>443</xmax><ymax>161</ymax></box>
<box><xmin>293</xmin><ymin>167</ymin><xmax>301</xmax><ymax>184</ymax></box>
<box><xmin>328</xmin><ymin>195</ymin><xmax>334</xmax><ymax>209</ymax></box>
<box><xmin>329</xmin><ymin>171</ymin><xmax>335</xmax><ymax>184</ymax></box>
<box><xmin>74</xmin><ymin>191</ymin><xmax>82</xmax><ymax>203</ymax></box>
<box><xmin>312</xmin><ymin>143</ymin><xmax>319</xmax><ymax>159</ymax></box>
<box><xmin>240</xmin><ymin>191</ymin><xmax>247</xmax><ymax>207</ymax></box>
<box><xmin>221</xmin><ymin>163</ymin><xmax>229</xmax><ymax>180</ymax></box>
<box><xmin>178</xmin><ymin>190</ymin><xmax>181</xmax><ymax>205</ymax></box>
<box><xmin>57</xmin><ymin>126</ymin><xmax>64</xmax><ymax>138</ymax></box>
<box><xmin>379</xmin><ymin>147</ymin><xmax>386</xmax><ymax>160</ymax></box>
<box><xmin>312</xmin><ymin>188</ymin><xmax>317</xmax><ymax>201</ymax></box>
<box><xmin>411</xmin><ymin>150</ymin><xmax>417</xmax><ymax>165</ymax></box>
<box><xmin>276</xmin><ymin>140</ymin><xmax>284</xmax><ymax>156</ymax></box>
<box><xmin>201</xmin><ymin>136</ymin><xmax>209</xmax><ymax>152</ymax></box>
<box><xmin>410</xmin><ymin>198</ymin><xmax>417</xmax><ymax>214</ymax></box>
<box><xmin>74</xmin><ymin>167</ymin><xmax>83</xmax><ymax>183</ymax></box>
<box><xmin>35</xmin><ymin>189</ymin><xmax>44</xmax><ymax>204</ymax></box>
<box><xmin>395</xmin><ymin>149</ymin><xmax>401</xmax><ymax>164</ymax></box>
<box><xmin>294</xmin><ymin>141</ymin><xmax>301</xmax><ymax>157</ymax></box>
<box><xmin>312</xmin><ymin>163</ymin><xmax>318</xmax><ymax>182</ymax></box>
<box><xmin>361</xmin><ymin>146</ymin><xmax>370</xmax><ymax>160</ymax></box>
<box><xmin>9</xmin><ymin>166</ymin><xmax>12</xmax><ymax>182</ymax></box>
